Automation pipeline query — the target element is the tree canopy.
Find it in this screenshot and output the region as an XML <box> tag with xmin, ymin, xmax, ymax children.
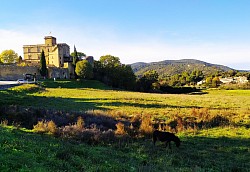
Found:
<box><xmin>99</xmin><ymin>55</ymin><xmax>121</xmax><ymax>67</ymax></box>
<box><xmin>75</xmin><ymin>60</ymin><xmax>93</xmax><ymax>79</ymax></box>
<box><xmin>137</xmin><ymin>70</ymin><xmax>159</xmax><ymax>92</ymax></box>
<box><xmin>0</xmin><ymin>49</ymin><xmax>18</xmax><ymax>63</ymax></box>
<box><xmin>70</xmin><ymin>52</ymin><xmax>86</xmax><ymax>59</ymax></box>
<box><xmin>93</xmin><ymin>55</ymin><xmax>136</xmax><ymax>90</ymax></box>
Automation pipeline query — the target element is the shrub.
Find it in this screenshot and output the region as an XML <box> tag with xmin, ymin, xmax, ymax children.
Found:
<box><xmin>0</xmin><ymin>119</ymin><xmax>8</xmax><ymax>126</ymax></box>
<box><xmin>115</xmin><ymin>122</ymin><xmax>127</xmax><ymax>135</ymax></box>
<box><xmin>33</xmin><ymin>120</ymin><xmax>57</xmax><ymax>134</ymax></box>
<box><xmin>47</xmin><ymin>120</ymin><xmax>57</xmax><ymax>134</ymax></box>
<box><xmin>76</xmin><ymin>116</ymin><xmax>84</xmax><ymax>130</ymax></box>
<box><xmin>33</xmin><ymin>120</ymin><xmax>47</xmax><ymax>133</ymax></box>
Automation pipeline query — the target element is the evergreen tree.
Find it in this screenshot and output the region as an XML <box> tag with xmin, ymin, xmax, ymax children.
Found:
<box><xmin>40</xmin><ymin>50</ymin><xmax>47</xmax><ymax>77</ymax></box>
<box><xmin>72</xmin><ymin>45</ymin><xmax>79</xmax><ymax>79</ymax></box>
<box><xmin>72</xmin><ymin>45</ymin><xmax>78</xmax><ymax>66</ymax></box>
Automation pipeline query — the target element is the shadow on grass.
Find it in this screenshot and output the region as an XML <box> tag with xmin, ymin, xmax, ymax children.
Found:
<box><xmin>0</xmin><ymin>85</ymin><xmax>205</xmax><ymax>113</ymax></box>
<box><xmin>40</xmin><ymin>79</ymin><xmax>111</xmax><ymax>90</ymax></box>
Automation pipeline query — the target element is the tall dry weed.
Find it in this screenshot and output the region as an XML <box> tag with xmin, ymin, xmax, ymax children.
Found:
<box><xmin>115</xmin><ymin>122</ymin><xmax>127</xmax><ymax>135</ymax></box>
<box><xmin>33</xmin><ymin>120</ymin><xmax>57</xmax><ymax>134</ymax></box>
<box><xmin>139</xmin><ymin>114</ymin><xmax>153</xmax><ymax>136</ymax></box>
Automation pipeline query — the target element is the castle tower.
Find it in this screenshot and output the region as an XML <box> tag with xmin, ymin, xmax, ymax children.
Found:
<box><xmin>44</xmin><ymin>36</ymin><xmax>56</xmax><ymax>46</ymax></box>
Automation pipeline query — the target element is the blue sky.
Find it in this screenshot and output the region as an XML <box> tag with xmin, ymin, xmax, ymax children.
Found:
<box><xmin>0</xmin><ymin>0</ymin><xmax>250</xmax><ymax>70</ymax></box>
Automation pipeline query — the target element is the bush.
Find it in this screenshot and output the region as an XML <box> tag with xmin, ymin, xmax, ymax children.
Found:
<box><xmin>47</xmin><ymin>120</ymin><xmax>57</xmax><ymax>134</ymax></box>
<box><xmin>115</xmin><ymin>122</ymin><xmax>127</xmax><ymax>135</ymax></box>
<box><xmin>76</xmin><ymin>116</ymin><xmax>84</xmax><ymax>130</ymax></box>
<box><xmin>0</xmin><ymin>119</ymin><xmax>8</xmax><ymax>126</ymax></box>
<box><xmin>33</xmin><ymin>120</ymin><xmax>57</xmax><ymax>134</ymax></box>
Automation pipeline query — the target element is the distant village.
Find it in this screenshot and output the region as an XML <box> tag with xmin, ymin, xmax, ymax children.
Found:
<box><xmin>197</xmin><ymin>76</ymin><xmax>249</xmax><ymax>86</ymax></box>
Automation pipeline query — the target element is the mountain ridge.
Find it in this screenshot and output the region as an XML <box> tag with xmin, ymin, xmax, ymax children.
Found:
<box><xmin>130</xmin><ymin>59</ymin><xmax>238</xmax><ymax>77</ymax></box>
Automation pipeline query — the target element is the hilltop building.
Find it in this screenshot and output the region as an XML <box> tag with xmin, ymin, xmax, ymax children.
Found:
<box><xmin>23</xmin><ymin>36</ymin><xmax>94</xmax><ymax>79</ymax></box>
<box><xmin>23</xmin><ymin>36</ymin><xmax>72</xmax><ymax>68</ymax></box>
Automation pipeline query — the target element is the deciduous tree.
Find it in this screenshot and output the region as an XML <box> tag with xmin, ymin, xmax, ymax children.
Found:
<box><xmin>0</xmin><ymin>49</ymin><xmax>18</xmax><ymax>63</ymax></box>
<box><xmin>71</xmin><ymin>51</ymin><xmax>86</xmax><ymax>59</ymax></box>
<box><xmin>75</xmin><ymin>60</ymin><xmax>93</xmax><ymax>79</ymax></box>
<box><xmin>94</xmin><ymin>55</ymin><xmax>136</xmax><ymax>90</ymax></box>
<box><xmin>137</xmin><ymin>70</ymin><xmax>159</xmax><ymax>92</ymax></box>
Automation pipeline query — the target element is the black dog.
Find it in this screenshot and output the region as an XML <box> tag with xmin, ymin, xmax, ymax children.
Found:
<box><xmin>153</xmin><ymin>130</ymin><xmax>180</xmax><ymax>149</ymax></box>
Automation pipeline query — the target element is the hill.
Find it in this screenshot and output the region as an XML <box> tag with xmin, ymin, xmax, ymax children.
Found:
<box><xmin>130</xmin><ymin>59</ymin><xmax>234</xmax><ymax>77</ymax></box>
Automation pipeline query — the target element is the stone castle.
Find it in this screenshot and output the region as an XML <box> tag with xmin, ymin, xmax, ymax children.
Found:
<box><xmin>23</xmin><ymin>36</ymin><xmax>72</xmax><ymax>68</ymax></box>
<box><xmin>0</xmin><ymin>36</ymin><xmax>94</xmax><ymax>80</ymax></box>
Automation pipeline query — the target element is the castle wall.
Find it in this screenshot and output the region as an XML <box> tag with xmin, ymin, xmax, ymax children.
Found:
<box><xmin>0</xmin><ymin>64</ymin><xmax>70</xmax><ymax>80</ymax></box>
<box><xmin>47</xmin><ymin>67</ymin><xmax>69</xmax><ymax>79</ymax></box>
<box><xmin>0</xmin><ymin>65</ymin><xmax>39</xmax><ymax>80</ymax></box>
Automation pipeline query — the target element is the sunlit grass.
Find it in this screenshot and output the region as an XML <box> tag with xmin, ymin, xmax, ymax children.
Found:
<box><xmin>1</xmin><ymin>81</ymin><xmax>249</xmax><ymax>125</ymax></box>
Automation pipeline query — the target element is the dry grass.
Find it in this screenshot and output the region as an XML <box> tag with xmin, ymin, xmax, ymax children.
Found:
<box><xmin>33</xmin><ymin>120</ymin><xmax>57</xmax><ymax>134</ymax></box>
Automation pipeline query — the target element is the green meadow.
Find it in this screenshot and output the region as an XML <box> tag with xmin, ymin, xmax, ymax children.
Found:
<box><xmin>0</xmin><ymin>80</ymin><xmax>249</xmax><ymax>171</ymax></box>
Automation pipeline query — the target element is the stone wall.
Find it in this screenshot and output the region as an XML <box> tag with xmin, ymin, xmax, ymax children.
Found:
<box><xmin>0</xmin><ymin>64</ymin><xmax>70</xmax><ymax>80</ymax></box>
<box><xmin>0</xmin><ymin>65</ymin><xmax>39</xmax><ymax>80</ymax></box>
<box><xmin>48</xmin><ymin>67</ymin><xmax>69</xmax><ymax>79</ymax></box>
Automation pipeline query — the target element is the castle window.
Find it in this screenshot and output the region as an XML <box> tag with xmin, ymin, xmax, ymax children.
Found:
<box><xmin>48</xmin><ymin>49</ymin><xmax>49</xmax><ymax>52</ymax></box>
<box><xmin>28</xmin><ymin>48</ymin><xmax>31</xmax><ymax>53</ymax></box>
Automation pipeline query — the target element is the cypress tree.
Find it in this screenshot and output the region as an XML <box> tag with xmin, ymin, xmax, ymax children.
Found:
<box><xmin>72</xmin><ymin>45</ymin><xmax>78</xmax><ymax>66</ymax></box>
<box><xmin>72</xmin><ymin>45</ymin><xmax>79</xmax><ymax>79</ymax></box>
<box><xmin>40</xmin><ymin>50</ymin><xmax>47</xmax><ymax>77</ymax></box>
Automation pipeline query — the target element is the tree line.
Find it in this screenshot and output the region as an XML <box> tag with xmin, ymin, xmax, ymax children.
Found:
<box><xmin>1</xmin><ymin>48</ymin><xmax>249</xmax><ymax>92</ymax></box>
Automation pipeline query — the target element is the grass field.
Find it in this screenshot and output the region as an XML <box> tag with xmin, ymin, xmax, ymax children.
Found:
<box><xmin>0</xmin><ymin>80</ymin><xmax>249</xmax><ymax>171</ymax></box>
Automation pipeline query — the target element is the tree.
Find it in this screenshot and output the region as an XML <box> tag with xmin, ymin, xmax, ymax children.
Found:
<box><xmin>143</xmin><ymin>70</ymin><xmax>159</xmax><ymax>83</ymax></box>
<box><xmin>99</xmin><ymin>55</ymin><xmax>121</xmax><ymax>86</ymax></box>
<box><xmin>99</xmin><ymin>55</ymin><xmax>121</xmax><ymax>67</ymax></box>
<box><xmin>75</xmin><ymin>60</ymin><xmax>93</xmax><ymax>79</ymax></box>
<box><xmin>72</xmin><ymin>45</ymin><xmax>79</xmax><ymax>66</ymax></box>
<box><xmin>212</xmin><ymin>77</ymin><xmax>221</xmax><ymax>87</ymax></box>
<box><xmin>93</xmin><ymin>55</ymin><xmax>136</xmax><ymax>90</ymax></box>
<box><xmin>137</xmin><ymin>70</ymin><xmax>159</xmax><ymax>92</ymax></box>
<box><xmin>40</xmin><ymin>50</ymin><xmax>47</xmax><ymax>77</ymax></box>
<box><xmin>205</xmin><ymin>76</ymin><xmax>213</xmax><ymax>86</ymax></box>
<box><xmin>70</xmin><ymin>52</ymin><xmax>86</xmax><ymax>59</ymax></box>
<box><xmin>0</xmin><ymin>49</ymin><xmax>18</xmax><ymax>63</ymax></box>
<box><xmin>18</xmin><ymin>56</ymin><xmax>23</xmax><ymax>63</ymax></box>
<box><xmin>118</xmin><ymin>64</ymin><xmax>136</xmax><ymax>90</ymax></box>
